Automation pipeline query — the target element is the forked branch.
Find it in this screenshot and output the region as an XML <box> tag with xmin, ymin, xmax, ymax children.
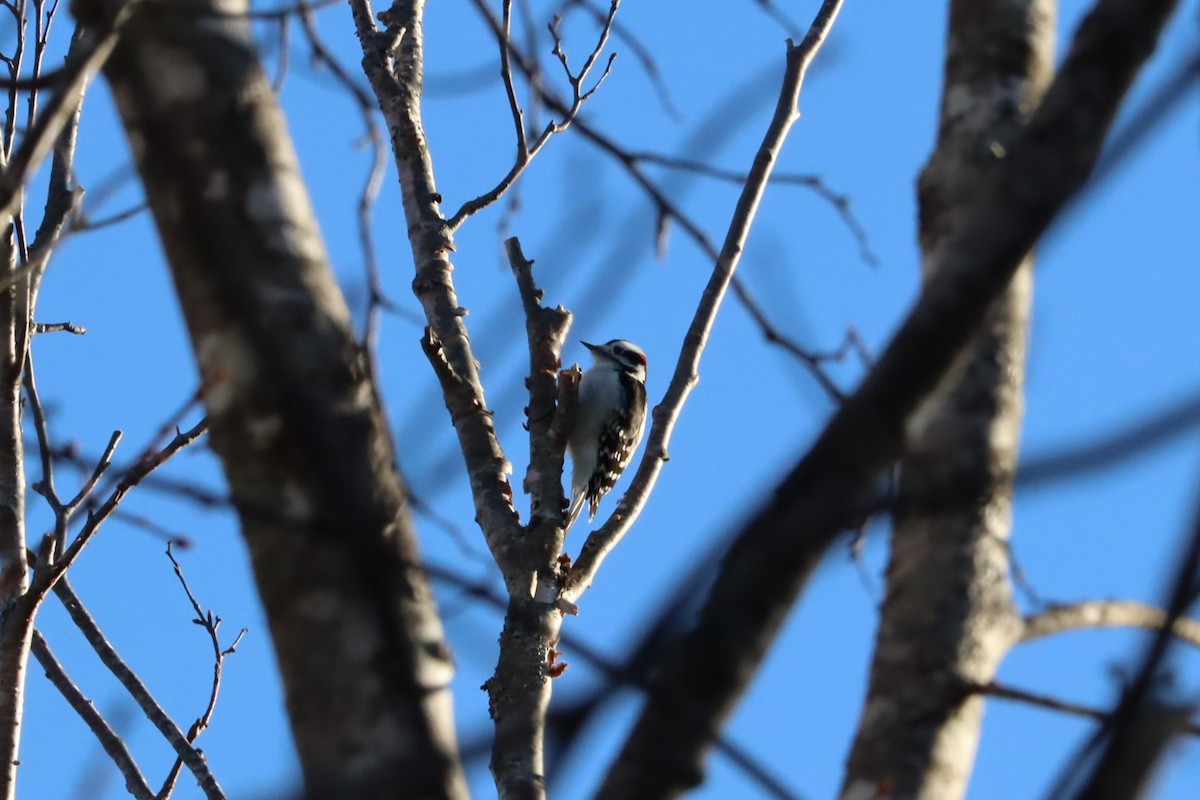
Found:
<box><xmin>562</xmin><ymin>0</ymin><xmax>845</xmax><ymax>605</ymax></box>
<box><xmin>447</xmin><ymin>0</ymin><xmax>620</xmax><ymax>229</ymax></box>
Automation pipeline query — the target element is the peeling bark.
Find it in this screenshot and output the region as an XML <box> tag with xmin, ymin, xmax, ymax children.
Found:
<box><xmin>73</xmin><ymin>1</ymin><xmax>467</xmax><ymax>796</ymax></box>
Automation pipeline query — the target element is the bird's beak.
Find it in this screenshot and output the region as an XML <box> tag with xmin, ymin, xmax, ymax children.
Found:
<box><xmin>581</xmin><ymin>341</ymin><xmax>599</xmax><ymax>353</ymax></box>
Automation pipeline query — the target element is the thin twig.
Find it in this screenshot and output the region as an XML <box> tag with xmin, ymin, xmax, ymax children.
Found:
<box><xmin>0</xmin><ymin>7</ymin><xmax>124</xmax><ymax>225</ymax></box>
<box><xmin>37</xmin><ymin>419</ymin><xmax>208</xmax><ymax>592</ymax></box>
<box><xmin>1017</xmin><ymin>389</ymin><xmax>1200</xmax><ymax>488</ymax></box>
<box><xmin>974</xmin><ymin>680</ymin><xmax>1200</xmax><ymax>739</ymax></box>
<box><xmin>158</xmin><ymin>544</ymin><xmax>246</xmax><ymax>799</ymax></box>
<box><xmin>558</xmin><ymin>0</ymin><xmax>682</xmax><ymax>120</ymax></box>
<box><xmin>631</xmin><ymin>151</ymin><xmax>877</xmax><ymax>266</ymax></box>
<box><xmin>52</xmin><ymin>576</ymin><xmax>225</xmax><ymax>799</ymax></box>
<box><xmin>447</xmin><ymin>0</ymin><xmax>620</xmax><ymax>228</ymax></box>
<box><xmin>69</xmin><ymin>200</ymin><xmax>148</xmax><ymax>232</ymax></box>
<box><xmin>293</xmin><ymin>3</ymin><xmax>412</xmax><ymax>357</ymax></box>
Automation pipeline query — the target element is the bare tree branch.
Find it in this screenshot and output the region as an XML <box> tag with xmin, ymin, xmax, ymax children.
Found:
<box><xmin>596</xmin><ymin>0</ymin><xmax>1182</xmax><ymax>795</ymax></box>
<box><xmin>842</xmin><ymin>0</ymin><xmax>1053</xmax><ymax>793</ymax></box>
<box><xmin>1049</xmin><ymin>473</ymin><xmax>1200</xmax><ymax>799</ymax></box>
<box><xmin>629</xmin><ymin>152</ymin><xmax>877</xmax><ymax>267</ymax></box>
<box><xmin>1023</xmin><ymin>600</ymin><xmax>1200</xmax><ymax>648</ymax></box>
<box><xmin>51</xmin><ymin>576</ymin><xmax>224</xmax><ymax>800</ymax></box>
<box><xmin>0</xmin><ymin>11</ymin><xmax>121</xmax><ymax>224</ymax></box>
<box><xmin>157</xmin><ymin>544</ymin><xmax>247</xmax><ymax>800</ymax></box>
<box><xmin>30</xmin><ymin>631</ymin><xmax>155</xmax><ymax>800</ymax></box>
<box><xmin>73</xmin><ymin>2</ymin><xmax>469</xmax><ymax>795</ymax></box>
<box><xmin>563</xmin><ymin>0</ymin><xmax>844</xmax><ymax>607</ymax></box>
<box><xmin>975</xmin><ymin>680</ymin><xmax>1200</xmax><ymax>739</ymax></box>
<box><xmin>447</xmin><ymin>0</ymin><xmax>619</xmax><ymax>229</ymax></box>
<box><xmin>352</xmin><ymin>0</ymin><xmax>524</xmax><ymax>574</ymax></box>
<box><xmin>1017</xmin><ymin>388</ymin><xmax>1200</xmax><ymax>488</ymax></box>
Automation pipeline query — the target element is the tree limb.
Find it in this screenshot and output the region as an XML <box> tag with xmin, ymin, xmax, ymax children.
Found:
<box><xmin>841</xmin><ymin>0</ymin><xmax>1053</xmax><ymax>794</ymax></box>
<box><xmin>52</xmin><ymin>577</ymin><xmax>224</xmax><ymax>800</ymax></box>
<box><xmin>75</xmin><ymin>0</ymin><xmax>469</xmax><ymax>795</ymax></box>
<box><xmin>564</xmin><ymin>0</ymin><xmax>843</xmax><ymax>606</ymax></box>
<box><xmin>597</xmin><ymin>0</ymin><xmax>1181</xmax><ymax>796</ymax></box>
<box><xmin>351</xmin><ymin>0</ymin><xmax>524</xmax><ymax>578</ymax></box>
<box><xmin>30</xmin><ymin>631</ymin><xmax>155</xmax><ymax>800</ymax></box>
<box><xmin>1023</xmin><ymin>600</ymin><xmax>1200</xmax><ymax>648</ymax></box>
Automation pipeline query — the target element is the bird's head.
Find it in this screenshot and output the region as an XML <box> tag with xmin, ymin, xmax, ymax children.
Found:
<box><xmin>582</xmin><ymin>339</ymin><xmax>648</xmax><ymax>382</ymax></box>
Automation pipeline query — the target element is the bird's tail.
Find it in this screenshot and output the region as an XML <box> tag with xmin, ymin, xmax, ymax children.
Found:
<box><xmin>565</xmin><ymin>487</ymin><xmax>586</xmax><ymax>532</ymax></box>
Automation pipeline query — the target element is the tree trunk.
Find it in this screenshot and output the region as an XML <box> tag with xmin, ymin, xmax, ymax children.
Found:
<box><xmin>841</xmin><ymin>1</ymin><xmax>1055</xmax><ymax>797</ymax></box>
<box><xmin>73</xmin><ymin>1</ymin><xmax>469</xmax><ymax>796</ymax></box>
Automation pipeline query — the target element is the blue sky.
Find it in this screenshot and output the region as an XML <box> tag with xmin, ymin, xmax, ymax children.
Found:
<box><xmin>11</xmin><ymin>1</ymin><xmax>1200</xmax><ymax>798</ymax></box>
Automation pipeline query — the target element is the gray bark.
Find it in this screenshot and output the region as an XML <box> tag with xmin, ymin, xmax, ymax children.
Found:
<box><xmin>0</xmin><ymin>163</ymin><xmax>28</xmax><ymax>800</ymax></box>
<box><xmin>841</xmin><ymin>2</ymin><xmax>1055</xmax><ymax>797</ymax></box>
<box><xmin>350</xmin><ymin>5</ymin><xmax>562</xmax><ymax>797</ymax></box>
<box><xmin>598</xmin><ymin>0</ymin><xmax>1179</xmax><ymax>797</ymax></box>
<box><xmin>72</xmin><ymin>1</ymin><xmax>468</xmax><ymax>796</ymax></box>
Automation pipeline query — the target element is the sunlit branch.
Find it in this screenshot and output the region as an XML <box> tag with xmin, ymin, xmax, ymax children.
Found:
<box><xmin>31</xmin><ymin>631</ymin><xmax>155</xmax><ymax>800</ymax></box>
<box><xmin>1022</xmin><ymin>600</ymin><xmax>1200</xmax><ymax>648</ymax></box>
<box><xmin>448</xmin><ymin>0</ymin><xmax>619</xmax><ymax>229</ymax></box>
<box><xmin>563</xmin><ymin>0</ymin><xmax>844</xmax><ymax>605</ymax></box>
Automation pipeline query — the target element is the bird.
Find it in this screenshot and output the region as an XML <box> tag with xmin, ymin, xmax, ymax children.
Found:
<box><xmin>566</xmin><ymin>339</ymin><xmax>648</xmax><ymax>530</ymax></box>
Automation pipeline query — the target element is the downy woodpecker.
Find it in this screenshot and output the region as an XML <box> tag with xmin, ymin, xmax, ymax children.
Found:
<box><xmin>566</xmin><ymin>339</ymin><xmax>648</xmax><ymax>529</ymax></box>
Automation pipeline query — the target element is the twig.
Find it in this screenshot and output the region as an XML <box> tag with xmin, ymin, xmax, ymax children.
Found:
<box><xmin>33</xmin><ymin>320</ymin><xmax>85</xmax><ymax>334</ymax></box>
<box><xmin>974</xmin><ymin>680</ymin><xmax>1200</xmax><ymax>738</ymax></box>
<box><xmin>631</xmin><ymin>152</ymin><xmax>878</xmax><ymax>266</ymax></box>
<box><xmin>0</xmin><ymin>7</ymin><xmax>124</xmax><ymax>225</ymax></box>
<box><xmin>1017</xmin><ymin>389</ymin><xmax>1200</xmax><ymax>488</ymax></box>
<box><xmin>447</xmin><ymin>0</ymin><xmax>620</xmax><ymax>228</ymax></box>
<box><xmin>547</xmin><ymin>1</ymin><xmax>618</xmax><ymax>108</ymax></box>
<box><xmin>293</xmin><ymin>4</ymin><xmax>411</xmax><ymax>357</ymax></box>
<box><xmin>36</xmin><ymin>420</ymin><xmax>208</xmax><ymax>592</ymax></box>
<box><xmin>52</xmin><ymin>576</ymin><xmax>225</xmax><ymax>799</ymax></box>
<box><xmin>750</xmin><ymin>0</ymin><xmax>805</xmax><ymax>38</ymax></box>
<box><xmin>109</xmin><ymin>508</ymin><xmax>192</xmax><ymax>548</ymax></box>
<box><xmin>728</xmin><ymin>278</ymin><xmax>862</xmax><ymax>401</ymax></box>
<box><xmin>1051</xmin><ymin>451</ymin><xmax>1200</xmax><ymax>797</ymax></box>
<box><xmin>68</xmin><ymin>200</ymin><xmax>147</xmax><ymax>232</ymax></box>
<box><xmin>64</xmin><ymin>430</ymin><xmax>121</xmax><ymax>515</ymax></box>
<box><xmin>31</xmin><ymin>631</ymin><xmax>155</xmax><ymax>800</ymax></box>
<box><xmin>158</xmin><ymin>544</ymin><xmax>246</xmax><ymax>799</ymax></box>
<box><xmin>558</xmin><ymin>0</ymin><xmax>682</xmax><ymax>120</ymax></box>
<box><xmin>468</xmin><ymin>0</ymin><xmax>860</xmax><ymax>395</ymax></box>
<box><xmin>271</xmin><ymin>15</ymin><xmax>291</xmax><ymax>93</ymax></box>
